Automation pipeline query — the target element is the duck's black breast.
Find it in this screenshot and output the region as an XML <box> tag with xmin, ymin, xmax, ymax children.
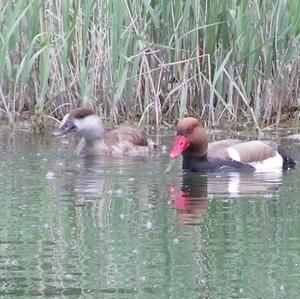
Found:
<box><xmin>182</xmin><ymin>155</ymin><xmax>255</xmax><ymax>172</ymax></box>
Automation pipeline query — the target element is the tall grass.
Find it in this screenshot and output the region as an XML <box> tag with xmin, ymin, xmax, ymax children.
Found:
<box><xmin>1</xmin><ymin>0</ymin><xmax>300</xmax><ymax>130</ymax></box>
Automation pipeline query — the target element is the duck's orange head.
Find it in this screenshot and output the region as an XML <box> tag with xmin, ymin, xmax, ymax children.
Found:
<box><xmin>169</xmin><ymin>117</ymin><xmax>208</xmax><ymax>159</ymax></box>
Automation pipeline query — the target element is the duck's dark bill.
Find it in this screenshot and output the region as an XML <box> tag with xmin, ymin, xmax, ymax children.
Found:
<box><xmin>51</xmin><ymin>121</ymin><xmax>77</xmax><ymax>136</ymax></box>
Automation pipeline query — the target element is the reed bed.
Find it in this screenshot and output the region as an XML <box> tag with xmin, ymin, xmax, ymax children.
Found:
<box><xmin>1</xmin><ymin>0</ymin><xmax>300</xmax><ymax>131</ymax></box>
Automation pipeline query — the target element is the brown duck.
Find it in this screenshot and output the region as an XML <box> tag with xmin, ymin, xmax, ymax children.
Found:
<box><xmin>53</xmin><ymin>108</ymin><xmax>155</xmax><ymax>156</ymax></box>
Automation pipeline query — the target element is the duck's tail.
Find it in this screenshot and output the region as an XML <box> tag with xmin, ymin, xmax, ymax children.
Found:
<box><xmin>278</xmin><ymin>146</ymin><xmax>296</xmax><ymax>170</ymax></box>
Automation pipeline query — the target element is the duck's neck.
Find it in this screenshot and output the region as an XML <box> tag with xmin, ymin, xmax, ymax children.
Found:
<box><xmin>182</xmin><ymin>154</ymin><xmax>209</xmax><ymax>171</ymax></box>
<box><xmin>84</xmin><ymin>137</ymin><xmax>101</xmax><ymax>146</ymax></box>
<box><xmin>76</xmin><ymin>138</ymin><xmax>102</xmax><ymax>156</ymax></box>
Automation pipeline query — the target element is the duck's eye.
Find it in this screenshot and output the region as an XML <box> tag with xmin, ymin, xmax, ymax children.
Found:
<box><xmin>69</xmin><ymin>123</ymin><xmax>77</xmax><ymax>130</ymax></box>
<box><xmin>186</xmin><ymin>128</ymin><xmax>192</xmax><ymax>135</ymax></box>
<box><xmin>63</xmin><ymin>121</ymin><xmax>77</xmax><ymax>131</ymax></box>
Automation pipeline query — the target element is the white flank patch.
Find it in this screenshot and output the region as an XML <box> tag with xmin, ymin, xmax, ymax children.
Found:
<box><xmin>249</xmin><ymin>152</ymin><xmax>283</xmax><ymax>172</ymax></box>
<box><xmin>227</xmin><ymin>147</ymin><xmax>283</xmax><ymax>172</ymax></box>
<box><xmin>227</xmin><ymin>147</ymin><xmax>241</xmax><ymax>162</ymax></box>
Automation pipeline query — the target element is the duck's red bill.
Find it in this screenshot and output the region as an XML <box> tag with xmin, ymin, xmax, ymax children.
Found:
<box><xmin>169</xmin><ymin>135</ymin><xmax>190</xmax><ymax>159</ymax></box>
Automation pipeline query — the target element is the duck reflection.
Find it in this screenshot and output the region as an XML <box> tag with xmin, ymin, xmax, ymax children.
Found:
<box><xmin>170</xmin><ymin>173</ymin><xmax>209</xmax><ymax>226</ymax></box>
<box><xmin>50</xmin><ymin>155</ymin><xmax>153</xmax><ymax>201</ymax></box>
<box><xmin>206</xmin><ymin>171</ymin><xmax>283</xmax><ymax>197</ymax></box>
<box><xmin>170</xmin><ymin>171</ymin><xmax>283</xmax><ymax>226</ymax></box>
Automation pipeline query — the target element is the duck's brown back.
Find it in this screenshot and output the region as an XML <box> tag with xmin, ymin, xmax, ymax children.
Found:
<box><xmin>105</xmin><ymin>127</ymin><xmax>149</xmax><ymax>146</ymax></box>
<box><xmin>228</xmin><ymin>141</ymin><xmax>276</xmax><ymax>162</ymax></box>
<box><xmin>77</xmin><ymin>127</ymin><xmax>154</xmax><ymax>156</ymax></box>
<box><xmin>208</xmin><ymin>139</ymin><xmax>242</xmax><ymax>159</ymax></box>
<box><xmin>104</xmin><ymin>127</ymin><xmax>154</xmax><ymax>154</ymax></box>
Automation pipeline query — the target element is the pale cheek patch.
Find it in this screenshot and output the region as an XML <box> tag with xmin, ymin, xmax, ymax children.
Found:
<box><xmin>74</xmin><ymin>118</ymin><xmax>81</xmax><ymax>127</ymax></box>
<box><xmin>75</xmin><ymin>115</ymin><xmax>104</xmax><ymax>140</ymax></box>
<box><xmin>75</xmin><ymin>116</ymin><xmax>94</xmax><ymax>129</ymax></box>
<box><xmin>227</xmin><ymin>148</ymin><xmax>241</xmax><ymax>162</ymax></box>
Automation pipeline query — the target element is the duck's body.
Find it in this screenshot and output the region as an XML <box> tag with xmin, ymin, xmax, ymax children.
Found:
<box><xmin>181</xmin><ymin>154</ymin><xmax>255</xmax><ymax>172</ymax></box>
<box><xmin>169</xmin><ymin>117</ymin><xmax>295</xmax><ymax>172</ymax></box>
<box><xmin>53</xmin><ymin>108</ymin><xmax>154</xmax><ymax>156</ymax></box>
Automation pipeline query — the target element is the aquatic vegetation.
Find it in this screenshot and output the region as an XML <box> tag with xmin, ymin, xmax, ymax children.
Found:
<box><xmin>0</xmin><ymin>0</ymin><xmax>300</xmax><ymax>130</ymax></box>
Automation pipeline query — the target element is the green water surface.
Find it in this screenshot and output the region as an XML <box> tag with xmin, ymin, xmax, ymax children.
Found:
<box><xmin>0</xmin><ymin>130</ymin><xmax>300</xmax><ymax>298</ymax></box>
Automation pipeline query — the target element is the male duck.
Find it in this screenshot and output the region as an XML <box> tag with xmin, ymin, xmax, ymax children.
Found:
<box><xmin>53</xmin><ymin>107</ymin><xmax>155</xmax><ymax>156</ymax></box>
<box><xmin>169</xmin><ymin>117</ymin><xmax>295</xmax><ymax>172</ymax></box>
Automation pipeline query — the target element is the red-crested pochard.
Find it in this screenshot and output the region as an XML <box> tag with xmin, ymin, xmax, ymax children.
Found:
<box><xmin>53</xmin><ymin>108</ymin><xmax>155</xmax><ymax>156</ymax></box>
<box><xmin>169</xmin><ymin>117</ymin><xmax>295</xmax><ymax>172</ymax></box>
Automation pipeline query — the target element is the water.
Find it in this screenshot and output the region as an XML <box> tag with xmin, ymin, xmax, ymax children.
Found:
<box><xmin>0</xmin><ymin>129</ymin><xmax>300</xmax><ymax>298</ymax></box>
